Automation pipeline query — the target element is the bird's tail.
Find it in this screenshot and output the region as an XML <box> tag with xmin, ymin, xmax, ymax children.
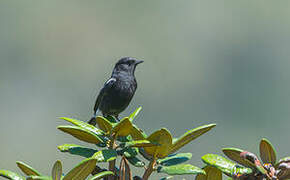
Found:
<box><xmin>87</xmin><ymin>110</ymin><xmax>98</xmax><ymax>126</ymax></box>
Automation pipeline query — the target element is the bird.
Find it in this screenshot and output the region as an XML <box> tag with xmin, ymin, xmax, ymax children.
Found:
<box><xmin>88</xmin><ymin>57</ymin><xmax>143</xmax><ymax>125</ymax></box>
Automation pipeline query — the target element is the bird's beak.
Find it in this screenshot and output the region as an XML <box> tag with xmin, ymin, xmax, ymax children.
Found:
<box><xmin>135</xmin><ymin>60</ymin><xmax>144</xmax><ymax>65</ymax></box>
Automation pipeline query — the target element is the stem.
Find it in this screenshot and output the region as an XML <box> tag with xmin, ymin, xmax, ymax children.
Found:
<box><xmin>119</xmin><ymin>157</ymin><xmax>125</xmax><ymax>180</ymax></box>
<box><xmin>108</xmin><ymin>137</ymin><xmax>117</xmax><ymax>180</ymax></box>
<box><xmin>142</xmin><ymin>159</ymin><xmax>156</xmax><ymax>180</ymax></box>
<box><xmin>108</xmin><ymin>159</ymin><xmax>116</xmax><ymax>180</ymax></box>
<box><xmin>124</xmin><ymin>157</ymin><xmax>132</xmax><ymax>180</ymax></box>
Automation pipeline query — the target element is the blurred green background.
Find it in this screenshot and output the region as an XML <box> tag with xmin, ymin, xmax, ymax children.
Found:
<box><xmin>1</xmin><ymin>1</ymin><xmax>290</xmax><ymax>179</ymax></box>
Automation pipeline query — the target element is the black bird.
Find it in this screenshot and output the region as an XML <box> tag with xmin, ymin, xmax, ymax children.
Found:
<box><xmin>88</xmin><ymin>57</ymin><xmax>143</xmax><ymax>125</ymax></box>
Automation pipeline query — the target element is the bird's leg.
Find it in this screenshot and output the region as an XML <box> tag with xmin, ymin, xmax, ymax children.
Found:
<box><xmin>87</xmin><ymin>117</ymin><xmax>97</xmax><ymax>126</ymax></box>
<box><xmin>87</xmin><ymin>110</ymin><xmax>98</xmax><ymax>126</ymax></box>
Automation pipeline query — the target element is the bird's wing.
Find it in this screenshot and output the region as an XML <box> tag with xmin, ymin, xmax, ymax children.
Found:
<box><xmin>93</xmin><ymin>78</ymin><xmax>116</xmax><ymax>116</ymax></box>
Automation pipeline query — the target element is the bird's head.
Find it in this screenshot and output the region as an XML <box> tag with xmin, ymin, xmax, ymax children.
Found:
<box><xmin>113</xmin><ymin>57</ymin><xmax>143</xmax><ymax>75</ymax></box>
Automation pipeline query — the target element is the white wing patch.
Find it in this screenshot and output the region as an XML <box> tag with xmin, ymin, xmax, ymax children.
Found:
<box><xmin>105</xmin><ymin>78</ymin><xmax>116</xmax><ymax>85</ymax></box>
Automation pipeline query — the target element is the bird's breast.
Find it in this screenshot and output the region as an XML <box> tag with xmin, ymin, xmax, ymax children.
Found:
<box><xmin>100</xmin><ymin>79</ymin><xmax>136</xmax><ymax>115</ymax></box>
<box><xmin>114</xmin><ymin>79</ymin><xmax>136</xmax><ymax>98</ymax></box>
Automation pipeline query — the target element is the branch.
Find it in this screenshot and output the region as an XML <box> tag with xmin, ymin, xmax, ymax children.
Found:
<box><xmin>142</xmin><ymin>159</ymin><xmax>156</xmax><ymax>180</ymax></box>
<box><xmin>108</xmin><ymin>137</ymin><xmax>117</xmax><ymax>180</ymax></box>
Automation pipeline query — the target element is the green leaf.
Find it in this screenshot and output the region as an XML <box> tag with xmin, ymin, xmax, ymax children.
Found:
<box><xmin>169</xmin><ymin>124</ymin><xmax>216</xmax><ymax>154</ymax></box>
<box><xmin>58</xmin><ymin>143</ymin><xmax>79</xmax><ymax>151</ymax></box>
<box><xmin>96</xmin><ymin>116</ymin><xmax>113</xmax><ymax>134</ymax></box>
<box><xmin>58</xmin><ymin>144</ymin><xmax>98</xmax><ymax>158</ymax></box>
<box><xmin>117</xmin><ymin>135</ymin><xmax>132</xmax><ymax>142</ymax></box>
<box><xmin>0</xmin><ymin>170</ymin><xmax>25</xmax><ymax>180</ymax></box>
<box><xmin>139</xmin><ymin>148</ymin><xmax>153</xmax><ymax>161</ymax></box>
<box><xmin>58</xmin><ymin>125</ymin><xmax>103</xmax><ymax>144</ymax></box>
<box><xmin>88</xmin><ymin>171</ymin><xmax>114</xmax><ymax>180</ymax></box>
<box><xmin>130</xmin><ymin>125</ymin><xmax>147</xmax><ymax>140</ymax></box>
<box><xmin>201</xmin><ymin>154</ymin><xmax>252</xmax><ymax>177</ymax></box>
<box><xmin>195</xmin><ymin>166</ymin><xmax>222</xmax><ymax>180</ymax></box>
<box><xmin>222</xmin><ymin>148</ymin><xmax>255</xmax><ymax>168</ymax></box>
<box><xmin>129</xmin><ymin>107</ymin><xmax>142</xmax><ymax>122</ymax></box>
<box><xmin>259</xmin><ymin>138</ymin><xmax>277</xmax><ymax>165</ymax></box>
<box><xmin>92</xmin><ymin>149</ymin><xmax>117</xmax><ymax>162</ymax></box>
<box><xmin>60</xmin><ymin>117</ymin><xmax>109</xmax><ymax>145</ymax></box>
<box><xmin>157</xmin><ymin>153</ymin><xmax>192</xmax><ymax>166</ymax></box>
<box><xmin>16</xmin><ymin>161</ymin><xmax>41</xmax><ymax>176</ymax></box>
<box><xmin>231</xmin><ymin>165</ymin><xmax>253</xmax><ymax>178</ymax></box>
<box><xmin>51</xmin><ymin>160</ymin><xmax>62</xmax><ymax>180</ymax></box>
<box><xmin>111</xmin><ymin>117</ymin><xmax>133</xmax><ymax>137</ymax></box>
<box><xmin>201</xmin><ymin>154</ymin><xmax>236</xmax><ymax>176</ymax></box>
<box><xmin>127</xmin><ymin>156</ymin><xmax>145</xmax><ymax>167</ymax></box>
<box><xmin>123</xmin><ymin>140</ymin><xmax>159</xmax><ymax>148</ymax></box>
<box><xmin>95</xmin><ymin>141</ymin><xmax>109</xmax><ymax>148</ymax></box>
<box><xmin>59</xmin><ymin>117</ymin><xmax>104</xmax><ymax>136</ymax></box>
<box><xmin>63</xmin><ymin>158</ymin><xmax>97</xmax><ymax>180</ymax></box>
<box><xmin>144</xmin><ymin>128</ymin><xmax>173</xmax><ymax>158</ymax></box>
<box><xmin>27</xmin><ymin>176</ymin><xmax>52</xmax><ymax>180</ymax></box>
<box><xmin>122</xmin><ymin>147</ymin><xmax>139</xmax><ymax>158</ymax></box>
<box><xmin>157</xmin><ymin>164</ymin><xmax>205</xmax><ymax>175</ymax></box>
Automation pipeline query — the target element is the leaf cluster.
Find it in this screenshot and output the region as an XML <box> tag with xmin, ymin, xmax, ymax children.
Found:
<box><xmin>1</xmin><ymin>106</ymin><xmax>289</xmax><ymax>180</ymax></box>
<box><xmin>0</xmin><ymin>159</ymin><xmax>112</xmax><ymax>180</ymax></box>
<box><xmin>57</xmin><ymin>107</ymin><xmax>216</xmax><ymax>180</ymax></box>
<box><xmin>199</xmin><ymin>138</ymin><xmax>290</xmax><ymax>180</ymax></box>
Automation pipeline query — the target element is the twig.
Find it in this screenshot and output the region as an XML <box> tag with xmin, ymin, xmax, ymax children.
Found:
<box><xmin>124</xmin><ymin>157</ymin><xmax>133</xmax><ymax>180</ymax></box>
<box><xmin>119</xmin><ymin>157</ymin><xmax>125</xmax><ymax>180</ymax></box>
<box><xmin>108</xmin><ymin>137</ymin><xmax>117</xmax><ymax>180</ymax></box>
<box><xmin>142</xmin><ymin>159</ymin><xmax>156</xmax><ymax>180</ymax></box>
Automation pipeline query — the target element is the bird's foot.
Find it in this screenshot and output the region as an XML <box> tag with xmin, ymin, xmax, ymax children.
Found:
<box><xmin>87</xmin><ymin>116</ymin><xmax>97</xmax><ymax>126</ymax></box>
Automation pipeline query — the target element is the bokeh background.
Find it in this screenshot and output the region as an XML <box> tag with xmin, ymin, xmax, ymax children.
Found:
<box><xmin>1</xmin><ymin>1</ymin><xmax>290</xmax><ymax>179</ymax></box>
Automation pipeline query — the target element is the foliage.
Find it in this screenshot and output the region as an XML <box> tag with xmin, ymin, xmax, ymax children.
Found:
<box><xmin>199</xmin><ymin>138</ymin><xmax>290</xmax><ymax>180</ymax></box>
<box><xmin>57</xmin><ymin>107</ymin><xmax>216</xmax><ymax>180</ymax></box>
<box><xmin>0</xmin><ymin>107</ymin><xmax>216</xmax><ymax>179</ymax></box>
<box><xmin>0</xmin><ymin>159</ymin><xmax>113</xmax><ymax>180</ymax></box>
<box><xmin>1</xmin><ymin>106</ymin><xmax>288</xmax><ymax>179</ymax></box>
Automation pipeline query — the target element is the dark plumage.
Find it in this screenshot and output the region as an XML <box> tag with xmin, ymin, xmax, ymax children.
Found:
<box><xmin>88</xmin><ymin>57</ymin><xmax>143</xmax><ymax>125</ymax></box>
